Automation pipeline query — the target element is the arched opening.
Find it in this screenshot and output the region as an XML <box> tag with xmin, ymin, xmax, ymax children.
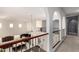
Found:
<box><xmin>52</xmin><ymin>11</ymin><xmax>62</xmax><ymax>48</ymax></box>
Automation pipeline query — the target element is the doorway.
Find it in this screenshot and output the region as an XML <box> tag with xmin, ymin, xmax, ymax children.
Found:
<box><xmin>67</xmin><ymin>16</ymin><xmax>78</xmax><ymax>35</ymax></box>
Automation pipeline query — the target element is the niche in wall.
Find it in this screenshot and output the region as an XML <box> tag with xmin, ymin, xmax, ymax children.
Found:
<box><xmin>53</xmin><ymin>20</ymin><xmax>59</xmax><ymax>31</ymax></box>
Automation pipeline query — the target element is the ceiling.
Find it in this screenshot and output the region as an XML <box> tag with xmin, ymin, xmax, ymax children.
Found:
<box><xmin>0</xmin><ymin>7</ymin><xmax>79</xmax><ymax>21</ymax></box>
<box><xmin>63</xmin><ymin>7</ymin><xmax>79</xmax><ymax>16</ymax></box>
<box><xmin>0</xmin><ymin>7</ymin><xmax>46</xmax><ymax>21</ymax></box>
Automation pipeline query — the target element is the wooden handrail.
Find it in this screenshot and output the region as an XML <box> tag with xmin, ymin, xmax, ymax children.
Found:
<box><xmin>0</xmin><ymin>33</ymin><xmax>48</xmax><ymax>48</ymax></box>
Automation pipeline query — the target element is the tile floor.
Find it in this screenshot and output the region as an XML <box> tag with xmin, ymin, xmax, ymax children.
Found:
<box><xmin>56</xmin><ymin>35</ymin><xmax>79</xmax><ymax>52</ymax></box>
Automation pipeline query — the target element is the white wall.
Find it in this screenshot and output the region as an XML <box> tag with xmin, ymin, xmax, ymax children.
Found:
<box><xmin>77</xmin><ymin>16</ymin><xmax>79</xmax><ymax>36</ymax></box>
<box><xmin>0</xmin><ymin>7</ymin><xmax>46</xmax><ymax>36</ymax></box>
<box><xmin>0</xmin><ymin>18</ymin><xmax>45</xmax><ymax>37</ymax></box>
<box><xmin>45</xmin><ymin>7</ymin><xmax>66</xmax><ymax>52</ymax></box>
<box><xmin>0</xmin><ymin>20</ymin><xmax>27</xmax><ymax>36</ymax></box>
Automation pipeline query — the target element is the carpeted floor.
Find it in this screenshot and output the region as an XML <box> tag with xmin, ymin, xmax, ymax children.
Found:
<box><xmin>56</xmin><ymin>35</ymin><xmax>79</xmax><ymax>52</ymax></box>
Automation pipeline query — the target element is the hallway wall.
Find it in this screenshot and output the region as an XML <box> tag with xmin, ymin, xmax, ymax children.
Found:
<box><xmin>78</xmin><ymin>16</ymin><xmax>79</xmax><ymax>36</ymax></box>
<box><xmin>45</xmin><ymin>7</ymin><xmax>66</xmax><ymax>51</ymax></box>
